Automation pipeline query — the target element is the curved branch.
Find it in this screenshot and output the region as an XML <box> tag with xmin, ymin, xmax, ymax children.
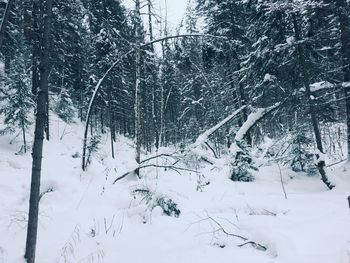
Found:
<box><xmin>82</xmin><ymin>34</ymin><xmax>227</xmax><ymax>170</ymax></box>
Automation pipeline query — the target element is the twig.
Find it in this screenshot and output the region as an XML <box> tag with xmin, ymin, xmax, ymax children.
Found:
<box><xmin>277</xmin><ymin>163</ymin><xmax>288</xmax><ymax>200</ymax></box>
<box><xmin>140</xmin><ymin>152</ymin><xmax>179</xmax><ymax>164</ymax></box>
<box><xmin>113</xmin><ymin>164</ymin><xmax>198</xmax><ymax>184</ymax></box>
<box><xmin>238</xmin><ymin>241</ymin><xmax>267</xmax><ymax>251</ymax></box>
<box><xmin>204</xmin><ymin>142</ymin><xmax>218</xmax><ymax>159</ymax></box>
<box><xmin>326</xmin><ymin>159</ymin><xmax>346</xmax><ymax>168</ymax></box>
<box><xmin>39</xmin><ymin>187</ymin><xmax>54</xmax><ymax>201</ymax></box>
<box><xmin>205</xmin><ymin>212</ymin><xmax>267</xmax><ymax>251</ymax></box>
<box><xmin>104</xmin><ymin>214</ymin><xmax>115</xmax><ymax>235</ymax></box>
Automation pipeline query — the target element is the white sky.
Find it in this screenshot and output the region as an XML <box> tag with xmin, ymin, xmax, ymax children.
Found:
<box><xmin>122</xmin><ymin>0</ymin><xmax>189</xmax><ymax>32</ymax></box>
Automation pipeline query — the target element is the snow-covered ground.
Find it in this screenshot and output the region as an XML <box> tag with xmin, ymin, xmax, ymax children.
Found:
<box><xmin>0</xmin><ymin>116</ymin><xmax>350</xmax><ymax>263</ymax></box>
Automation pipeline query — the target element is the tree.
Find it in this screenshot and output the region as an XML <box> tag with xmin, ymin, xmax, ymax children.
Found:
<box><xmin>24</xmin><ymin>0</ymin><xmax>54</xmax><ymax>262</ymax></box>
<box><xmin>134</xmin><ymin>0</ymin><xmax>143</xmax><ymax>175</ymax></box>
<box><xmin>334</xmin><ymin>0</ymin><xmax>350</xmax><ymax>162</ymax></box>
<box><xmin>0</xmin><ymin>35</ymin><xmax>34</xmax><ymax>153</ymax></box>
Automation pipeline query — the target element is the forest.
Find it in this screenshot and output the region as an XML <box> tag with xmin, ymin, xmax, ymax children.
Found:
<box><xmin>0</xmin><ymin>0</ymin><xmax>350</xmax><ymax>262</ymax></box>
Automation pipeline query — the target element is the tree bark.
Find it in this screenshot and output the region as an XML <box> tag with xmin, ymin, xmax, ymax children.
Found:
<box><xmin>134</xmin><ymin>0</ymin><xmax>142</xmax><ymax>176</ymax></box>
<box><xmin>0</xmin><ymin>0</ymin><xmax>15</xmax><ymax>52</ymax></box>
<box><xmin>24</xmin><ymin>0</ymin><xmax>53</xmax><ymax>262</ymax></box>
<box><xmin>31</xmin><ymin>0</ymin><xmax>40</xmax><ymax>95</ymax></box>
<box><xmin>292</xmin><ymin>14</ymin><xmax>334</xmax><ymax>190</ymax></box>
<box><xmin>147</xmin><ymin>0</ymin><xmax>160</xmax><ymax>150</ymax></box>
<box><xmin>21</xmin><ymin>116</ymin><xmax>27</xmax><ymax>153</ymax></box>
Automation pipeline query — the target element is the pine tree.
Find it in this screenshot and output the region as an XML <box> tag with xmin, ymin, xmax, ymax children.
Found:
<box><xmin>0</xmin><ymin>35</ymin><xmax>34</xmax><ymax>153</ymax></box>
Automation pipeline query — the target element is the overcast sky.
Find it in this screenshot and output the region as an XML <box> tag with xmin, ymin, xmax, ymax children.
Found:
<box><xmin>122</xmin><ymin>0</ymin><xmax>189</xmax><ymax>31</ymax></box>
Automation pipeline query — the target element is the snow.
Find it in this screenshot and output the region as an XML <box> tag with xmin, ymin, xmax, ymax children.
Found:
<box><xmin>286</xmin><ymin>36</ymin><xmax>295</xmax><ymax>46</ymax></box>
<box><xmin>193</xmin><ymin>106</ymin><xmax>246</xmax><ymax>148</ymax></box>
<box><xmin>310</xmin><ymin>81</ymin><xmax>333</xmax><ymax>93</ymax></box>
<box><xmin>233</xmin><ymin>103</ymin><xmax>281</xmax><ymax>145</ymax></box>
<box><xmin>263</xmin><ymin>74</ymin><xmax>275</xmax><ymax>82</ymax></box>
<box><xmin>0</xmin><ymin>115</ymin><xmax>350</xmax><ymax>263</ymax></box>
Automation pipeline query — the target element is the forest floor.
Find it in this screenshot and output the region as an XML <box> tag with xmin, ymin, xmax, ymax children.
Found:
<box><xmin>0</xmin><ymin>115</ymin><xmax>350</xmax><ymax>263</ymax></box>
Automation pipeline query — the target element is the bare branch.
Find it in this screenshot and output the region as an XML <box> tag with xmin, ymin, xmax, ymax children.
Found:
<box><xmin>113</xmin><ymin>164</ymin><xmax>198</xmax><ymax>184</ymax></box>
<box><xmin>205</xmin><ymin>212</ymin><xmax>267</xmax><ymax>251</ymax></box>
<box><xmin>82</xmin><ymin>33</ymin><xmax>226</xmax><ymax>170</ymax></box>
<box><xmin>39</xmin><ymin>187</ymin><xmax>54</xmax><ymax>201</ymax></box>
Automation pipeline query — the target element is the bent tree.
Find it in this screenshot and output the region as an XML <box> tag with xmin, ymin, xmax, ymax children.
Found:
<box><xmin>81</xmin><ymin>34</ymin><xmax>225</xmax><ymax>171</ymax></box>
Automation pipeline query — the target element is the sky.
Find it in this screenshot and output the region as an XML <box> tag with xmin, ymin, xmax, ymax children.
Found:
<box><xmin>122</xmin><ymin>0</ymin><xmax>189</xmax><ymax>31</ymax></box>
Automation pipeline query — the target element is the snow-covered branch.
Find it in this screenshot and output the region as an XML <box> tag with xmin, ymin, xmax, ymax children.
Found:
<box><xmin>192</xmin><ymin>105</ymin><xmax>247</xmax><ymax>148</ymax></box>
<box><xmin>233</xmin><ymin>102</ymin><xmax>281</xmax><ymax>144</ymax></box>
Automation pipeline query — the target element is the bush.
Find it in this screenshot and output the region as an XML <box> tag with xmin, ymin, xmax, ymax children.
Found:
<box><xmin>230</xmin><ymin>141</ymin><xmax>257</xmax><ymax>182</ymax></box>
<box><xmin>86</xmin><ymin>133</ymin><xmax>101</xmax><ymax>168</ymax></box>
<box><xmin>132</xmin><ymin>187</ymin><xmax>181</xmax><ymax>218</ymax></box>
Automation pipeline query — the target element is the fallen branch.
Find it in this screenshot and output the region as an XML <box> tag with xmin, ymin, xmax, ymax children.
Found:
<box><xmin>192</xmin><ymin>105</ymin><xmax>246</xmax><ymax>149</ymax></box>
<box><xmin>140</xmin><ymin>152</ymin><xmax>179</xmax><ymax>164</ymax></box>
<box><xmin>113</xmin><ymin>164</ymin><xmax>198</xmax><ymax>184</ymax></box>
<box><xmin>205</xmin><ymin>212</ymin><xmax>267</xmax><ymax>251</ymax></box>
<box><xmin>82</xmin><ymin>34</ymin><xmax>227</xmax><ymax>171</ymax></box>
<box><xmin>204</xmin><ymin>142</ymin><xmax>218</xmax><ymax>159</ymax></box>
<box><xmin>277</xmin><ymin>163</ymin><xmax>288</xmax><ymax>200</ymax></box>
<box><xmin>326</xmin><ymin>159</ymin><xmax>346</xmax><ymax>168</ymax></box>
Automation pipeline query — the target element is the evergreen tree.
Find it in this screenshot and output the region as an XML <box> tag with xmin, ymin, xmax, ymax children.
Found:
<box><xmin>0</xmin><ymin>37</ymin><xmax>34</xmax><ymax>153</ymax></box>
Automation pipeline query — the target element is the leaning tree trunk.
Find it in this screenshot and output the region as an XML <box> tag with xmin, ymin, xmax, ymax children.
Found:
<box><xmin>0</xmin><ymin>0</ymin><xmax>15</xmax><ymax>52</ymax></box>
<box><xmin>292</xmin><ymin>14</ymin><xmax>334</xmax><ymax>190</ymax></box>
<box><xmin>335</xmin><ymin>0</ymin><xmax>350</xmax><ymax>162</ymax></box>
<box><xmin>24</xmin><ymin>0</ymin><xmax>53</xmax><ymax>262</ymax></box>
<box><xmin>134</xmin><ymin>0</ymin><xmax>142</xmax><ymax>176</ymax></box>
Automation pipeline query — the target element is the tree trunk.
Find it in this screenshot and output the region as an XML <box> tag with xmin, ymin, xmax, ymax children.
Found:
<box><xmin>335</xmin><ymin>0</ymin><xmax>350</xmax><ymax>162</ymax></box>
<box><xmin>148</xmin><ymin>0</ymin><xmax>160</xmax><ymax>150</ymax></box>
<box><xmin>23</xmin><ymin>0</ymin><xmax>33</xmax><ymax>43</ymax></box>
<box><xmin>45</xmin><ymin>90</ymin><xmax>49</xmax><ymax>140</ymax></box>
<box><xmin>109</xmin><ymin>100</ymin><xmax>115</xmax><ymax>159</ymax></box>
<box><xmin>21</xmin><ymin>116</ymin><xmax>27</xmax><ymax>153</ymax></box>
<box><xmin>24</xmin><ymin>0</ymin><xmax>53</xmax><ymax>262</ymax></box>
<box><xmin>292</xmin><ymin>14</ymin><xmax>334</xmax><ymax>190</ymax></box>
<box><xmin>0</xmin><ymin>0</ymin><xmax>15</xmax><ymax>52</ymax></box>
<box><xmin>134</xmin><ymin>0</ymin><xmax>142</xmax><ymax>176</ymax></box>
<box><xmin>31</xmin><ymin>0</ymin><xmax>40</xmax><ymax>95</ymax></box>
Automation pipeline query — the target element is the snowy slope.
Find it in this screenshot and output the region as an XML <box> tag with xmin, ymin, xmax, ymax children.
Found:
<box><xmin>0</xmin><ymin>115</ymin><xmax>350</xmax><ymax>263</ymax></box>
